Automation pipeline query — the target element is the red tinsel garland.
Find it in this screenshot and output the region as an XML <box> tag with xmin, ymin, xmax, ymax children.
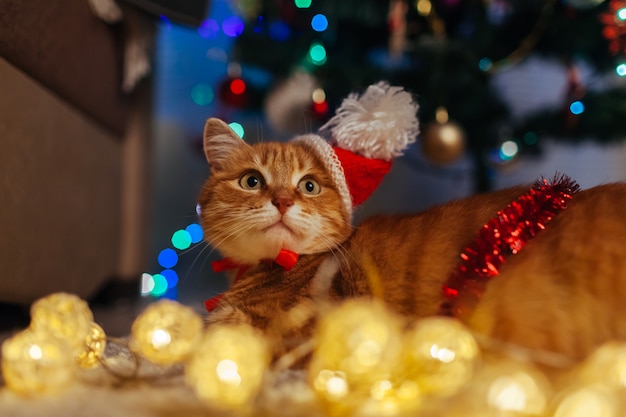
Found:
<box><xmin>440</xmin><ymin>174</ymin><xmax>580</xmax><ymax>319</ymax></box>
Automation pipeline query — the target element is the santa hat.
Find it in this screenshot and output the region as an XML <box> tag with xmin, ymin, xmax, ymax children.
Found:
<box><xmin>297</xmin><ymin>81</ymin><xmax>419</xmax><ymax>217</ymax></box>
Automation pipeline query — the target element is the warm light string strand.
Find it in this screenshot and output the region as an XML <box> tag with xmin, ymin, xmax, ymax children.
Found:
<box><xmin>5</xmin><ymin>291</ymin><xmax>626</xmax><ymax>415</ymax></box>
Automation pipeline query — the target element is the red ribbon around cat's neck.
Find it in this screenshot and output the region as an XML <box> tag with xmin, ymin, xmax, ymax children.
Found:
<box><xmin>204</xmin><ymin>248</ymin><xmax>299</xmax><ymax>312</ymax></box>
<box><xmin>439</xmin><ymin>174</ymin><xmax>580</xmax><ymax>320</ymax></box>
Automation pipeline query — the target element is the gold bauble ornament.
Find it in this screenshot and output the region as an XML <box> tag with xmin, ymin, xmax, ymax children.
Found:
<box><xmin>309</xmin><ymin>300</ymin><xmax>404</xmax><ymax>408</ymax></box>
<box><xmin>421</xmin><ymin>121</ymin><xmax>465</xmax><ymax>165</ymax></box>
<box><xmin>29</xmin><ymin>292</ymin><xmax>94</xmax><ymax>355</ymax></box>
<box><xmin>76</xmin><ymin>322</ymin><xmax>107</xmax><ymax>369</ymax></box>
<box><xmin>1</xmin><ymin>328</ymin><xmax>74</xmax><ymax>394</ymax></box>
<box><xmin>129</xmin><ymin>299</ymin><xmax>203</xmax><ymax>365</ymax></box>
<box><xmin>402</xmin><ymin>317</ymin><xmax>479</xmax><ymax>396</ymax></box>
<box><xmin>185</xmin><ymin>324</ymin><xmax>270</xmax><ymax>410</ymax></box>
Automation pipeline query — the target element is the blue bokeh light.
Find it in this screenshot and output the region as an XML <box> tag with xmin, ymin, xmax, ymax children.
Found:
<box><xmin>158</xmin><ymin>248</ymin><xmax>178</xmax><ymax>268</ymax></box>
<box><xmin>222</xmin><ymin>15</ymin><xmax>244</xmax><ymax>37</ymax></box>
<box><xmin>198</xmin><ymin>18</ymin><xmax>219</xmax><ymax>38</ymax></box>
<box><xmin>569</xmin><ymin>101</ymin><xmax>585</xmax><ymax>115</ymax></box>
<box><xmin>160</xmin><ymin>269</ymin><xmax>179</xmax><ymax>289</ymax></box>
<box><xmin>311</xmin><ymin>14</ymin><xmax>328</xmax><ymax>32</ymax></box>
<box><xmin>186</xmin><ymin>223</ymin><xmax>204</xmax><ymax>243</ymax></box>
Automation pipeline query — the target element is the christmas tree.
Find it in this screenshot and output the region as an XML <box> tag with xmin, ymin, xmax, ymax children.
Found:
<box><xmin>219</xmin><ymin>0</ymin><xmax>626</xmax><ymax>191</ymax></box>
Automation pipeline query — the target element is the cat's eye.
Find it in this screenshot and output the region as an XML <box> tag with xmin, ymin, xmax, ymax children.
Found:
<box><xmin>298</xmin><ymin>178</ymin><xmax>321</xmax><ymax>195</ymax></box>
<box><xmin>239</xmin><ymin>172</ymin><xmax>265</xmax><ymax>190</ymax></box>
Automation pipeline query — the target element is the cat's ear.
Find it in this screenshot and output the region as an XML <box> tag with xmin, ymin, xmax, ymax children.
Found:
<box><xmin>203</xmin><ymin>118</ymin><xmax>249</xmax><ymax>171</ymax></box>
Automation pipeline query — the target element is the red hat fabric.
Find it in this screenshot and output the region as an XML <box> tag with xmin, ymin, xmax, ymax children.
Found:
<box><xmin>331</xmin><ymin>146</ymin><xmax>392</xmax><ymax>207</ymax></box>
<box><xmin>296</xmin><ymin>82</ymin><xmax>419</xmax><ymax>218</ymax></box>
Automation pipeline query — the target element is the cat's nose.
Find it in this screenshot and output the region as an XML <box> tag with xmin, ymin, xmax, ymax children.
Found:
<box><xmin>272</xmin><ymin>196</ymin><xmax>294</xmax><ymax>214</ymax></box>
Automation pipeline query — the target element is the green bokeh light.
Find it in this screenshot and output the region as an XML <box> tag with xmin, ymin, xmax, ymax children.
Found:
<box><xmin>228</xmin><ymin>122</ymin><xmax>245</xmax><ymax>138</ymax></box>
<box><xmin>171</xmin><ymin>229</ymin><xmax>192</xmax><ymax>250</ymax></box>
<box><xmin>309</xmin><ymin>42</ymin><xmax>327</xmax><ymax>65</ymax></box>
<box><xmin>190</xmin><ymin>83</ymin><xmax>214</xmax><ymax>106</ymax></box>
<box><xmin>150</xmin><ymin>274</ymin><xmax>168</xmax><ymax>297</ymax></box>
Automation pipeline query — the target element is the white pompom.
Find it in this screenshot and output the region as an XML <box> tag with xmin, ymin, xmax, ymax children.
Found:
<box><xmin>319</xmin><ymin>81</ymin><xmax>419</xmax><ymax>160</ymax></box>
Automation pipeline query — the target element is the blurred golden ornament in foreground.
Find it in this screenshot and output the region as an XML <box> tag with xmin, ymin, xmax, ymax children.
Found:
<box><xmin>30</xmin><ymin>292</ymin><xmax>94</xmax><ymax>355</ymax></box>
<box><xmin>129</xmin><ymin>299</ymin><xmax>203</xmax><ymax>365</ymax></box>
<box><xmin>551</xmin><ymin>385</ymin><xmax>618</xmax><ymax>417</ymax></box>
<box><xmin>469</xmin><ymin>360</ymin><xmax>550</xmax><ymax>416</ymax></box>
<box><xmin>309</xmin><ymin>300</ymin><xmax>404</xmax><ymax>407</ymax></box>
<box><xmin>421</xmin><ymin>120</ymin><xmax>465</xmax><ymax>165</ymax></box>
<box><xmin>1</xmin><ymin>328</ymin><xmax>74</xmax><ymax>394</ymax></box>
<box><xmin>185</xmin><ymin>324</ymin><xmax>270</xmax><ymax>409</ymax></box>
<box><xmin>402</xmin><ymin>316</ymin><xmax>479</xmax><ymax>396</ymax></box>
<box><xmin>575</xmin><ymin>341</ymin><xmax>626</xmax><ymax>388</ymax></box>
<box><xmin>76</xmin><ymin>322</ymin><xmax>107</xmax><ymax>369</ymax></box>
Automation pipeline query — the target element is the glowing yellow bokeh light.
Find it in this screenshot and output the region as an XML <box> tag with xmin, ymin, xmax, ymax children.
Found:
<box><xmin>129</xmin><ymin>299</ymin><xmax>203</xmax><ymax>365</ymax></box>
<box><xmin>185</xmin><ymin>324</ymin><xmax>270</xmax><ymax>409</ymax></box>
<box><xmin>576</xmin><ymin>342</ymin><xmax>626</xmax><ymax>388</ymax></box>
<box><xmin>553</xmin><ymin>386</ymin><xmax>617</xmax><ymax>417</ymax></box>
<box><xmin>1</xmin><ymin>328</ymin><xmax>74</xmax><ymax>394</ymax></box>
<box><xmin>402</xmin><ymin>317</ymin><xmax>479</xmax><ymax>396</ymax></box>
<box><xmin>151</xmin><ymin>328</ymin><xmax>172</xmax><ymax>349</ymax></box>
<box><xmin>76</xmin><ymin>322</ymin><xmax>107</xmax><ymax>369</ymax></box>
<box><xmin>310</xmin><ymin>300</ymin><xmax>404</xmax><ymax>396</ymax></box>
<box><xmin>29</xmin><ymin>292</ymin><xmax>94</xmax><ymax>355</ymax></box>
<box><xmin>416</xmin><ymin>0</ymin><xmax>432</xmax><ymax>16</ymax></box>
<box><xmin>312</xmin><ymin>88</ymin><xmax>326</xmax><ymax>104</ymax></box>
<box><xmin>216</xmin><ymin>359</ymin><xmax>242</xmax><ymax>386</ymax></box>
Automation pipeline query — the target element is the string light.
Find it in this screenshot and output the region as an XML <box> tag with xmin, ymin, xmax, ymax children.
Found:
<box><xmin>311</xmin><ymin>14</ymin><xmax>328</xmax><ymax>32</ymax></box>
<box><xmin>190</xmin><ymin>83</ymin><xmax>214</xmax><ymax>106</ymax></box>
<box><xmin>4</xmin><ymin>293</ymin><xmax>626</xmax><ymax>415</ymax></box>
<box><xmin>76</xmin><ymin>322</ymin><xmax>107</xmax><ymax>369</ymax></box>
<box><xmin>222</xmin><ymin>15</ymin><xmax>244</xmax><ymax>37</ymax></box>
<box><xmin>160</xmin><ymin>269</ymin><xmax>179</xmax><ymax>289</ymax></box>
<box><xmin>312</xmin><ymin>88</ymin><xmax>326</xmax><ymax>104</ymax></box>
<box><xmin>229</xmin><ymin>78</ymin><xmax>246</xmax><ymax>95</ymax></box>
<box><xmin>171</xmin><ymin>229</ymin><xmax>192</xmax><ymax>250</ymax></box>
<box><xmin>30</xmin><ymin>292</ymin><xmax>94</xmax><ymax>355</ymax></box>
<box><xmin>569</xmin><ymin>100</ymin><xmax>585</xmax><ymax>115</ymax></box>
<box><xmin>308</xmin><ymin>42</ymin><xmax>327</xmax><ymax>65</ymax></box>
<box><xmin>150</xmin><ymin>274</ymin><xmax>169</xmax><ymax>296</ymax></box>
<box><xmin>197</xmin><ymin>18</ymin><xmax>219</xmax><ymax>39</ymax></box>
<box><xmin>186</xmin><ymin>223</ymin><xmax>204</xmax><ymax>243</ymax></box>
<box><xmin>499</xmin><ymin>140</ymin><xmax>519</xmax><ymax>161</ymax></box>
<box><xmin>1</xmin><ymin>328</ymin><xmax>74</xmax><ymax>394</ymax></box>
<box><xmin>185</xmin><ymin>324</ymin><xmax>270</xmax><ymax>409</ymax></box>
<box><xmin>144</xmin><ymin>221</ymin><xmax>203</xmax><ymax>298</ymax></box>
<box><xmin>228</xmin><ymin>122</ymin><xmax>245</xmax><ymax>138</ymax></box>
<box><xmin>294</xmin><ymin>0</ymin><xmax>312</xmax><ymax>8</ymax></box>
<box><xmin>129</xmin><ymin>299</ymin><xmax>203</xmax><ymax>365</ymax></box>
<box><xmin>157</xmin><ymin>248</ymin><xmax>178</xmax><ymax>269</ymax></box>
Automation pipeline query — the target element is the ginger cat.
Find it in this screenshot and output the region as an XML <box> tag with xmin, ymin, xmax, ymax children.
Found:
<box><xmin>198</xmin><ymin>117</ymin><xmax>626</xmax><ymax>366</ymax></box>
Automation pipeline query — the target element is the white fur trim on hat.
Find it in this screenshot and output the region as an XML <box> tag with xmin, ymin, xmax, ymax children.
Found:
<box><xmin>319</xmin><ymin>81</ymin><xmax>419</xmax><ymax>160</ymax></box>
<box><xmin>295</xmin><ymin>134</ymin><xmax>353</xmax><ymax>216</ymax></box>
